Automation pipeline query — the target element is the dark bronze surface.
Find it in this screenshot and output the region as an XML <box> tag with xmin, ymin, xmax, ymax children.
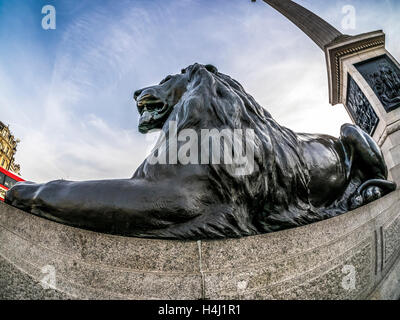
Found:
<box><xmin>346</xmin><ymin>75</ymin><xmax>379</xmax><ymax>135</ymax></box>
<box><xmin>355</xmin><ymin>55</ymin><xmax>400</xmax><ymax>112</ymax></box>
<box><xmin>5</xmin><ymin>63</ymin><xmax>396</xmax><ymax>239</ymax></box>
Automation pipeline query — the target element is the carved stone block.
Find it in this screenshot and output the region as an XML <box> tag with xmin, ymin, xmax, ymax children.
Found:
<box><xmin>383</xmin><ymin>214</ymin><xmax>400</xmax><ymax>266</ymax></box>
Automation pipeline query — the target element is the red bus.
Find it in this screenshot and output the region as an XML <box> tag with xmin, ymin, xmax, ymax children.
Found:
<box><xmin>0</xmin><ymin>167</ymin><xmax>25</xmax><ymax>201</ymax></box>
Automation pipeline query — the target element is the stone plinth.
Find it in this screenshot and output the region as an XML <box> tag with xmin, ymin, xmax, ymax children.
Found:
<box><xmin>1</xmin><ymin>191</ymin><xmax>400</xmax><ymax>300</ymax></box>
<box><xmin>325</xmin><ymin>32</ymin><xmax>400</xmax><ymax>182</ymax></box>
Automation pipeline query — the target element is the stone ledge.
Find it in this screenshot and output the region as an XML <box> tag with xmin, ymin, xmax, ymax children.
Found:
<box><xmin>1</xmin><ymin>190</ymin><xmax>400</xmax><ymax>300</ymax></box>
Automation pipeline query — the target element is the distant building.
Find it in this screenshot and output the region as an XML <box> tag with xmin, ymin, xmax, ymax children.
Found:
<box><xmin>0</xmin><ymin>121</ymin><xmax>21</xmax><ymax>175</ymax></box>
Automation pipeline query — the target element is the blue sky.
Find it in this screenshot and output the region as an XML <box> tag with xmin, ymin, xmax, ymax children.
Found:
<box><xmin>1</xmin><ymin>0</ymin><xmax>400</xmax><ymax>182</ymax></box>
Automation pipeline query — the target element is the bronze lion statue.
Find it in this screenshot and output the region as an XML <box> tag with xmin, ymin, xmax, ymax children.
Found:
<box><xmin>5</xmin><ymin>63</ymin><xmax>396</xmax><ymax>239</ymax></box>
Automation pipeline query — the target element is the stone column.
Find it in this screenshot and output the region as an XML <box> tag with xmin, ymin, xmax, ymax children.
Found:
<box><xmin>325</xmin><ymin>31</ymin><xmax>400</xmax><ymax>182</ymax></box>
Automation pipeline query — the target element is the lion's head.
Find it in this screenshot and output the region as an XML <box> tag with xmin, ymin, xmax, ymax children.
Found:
<box><xmin>133</xmin><ymin>64</ymin><xmax>219</xmax><ymax>133</ymax></box>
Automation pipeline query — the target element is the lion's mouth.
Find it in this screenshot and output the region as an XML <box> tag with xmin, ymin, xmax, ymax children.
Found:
<box><xmin>137</xmin><ymin>94</ymin><xmax>171</xmax><ymax>133</ymax></box>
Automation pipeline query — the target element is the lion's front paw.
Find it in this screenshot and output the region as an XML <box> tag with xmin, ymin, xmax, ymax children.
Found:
<box><xmin>5</xmin><ymin>181</ymin><xmax>41</xmax><ymax>210</ymax></box>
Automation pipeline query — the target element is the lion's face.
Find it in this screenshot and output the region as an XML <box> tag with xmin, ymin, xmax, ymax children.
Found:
<box><xmin>133</xmin><ymin>69</ymin><xmax>190</xmax><ymax>133</ymax></box>
<box><xmin>133</xmin><ymin>64</ymin><xmax>218</xmax><ymax>133</ymax></box>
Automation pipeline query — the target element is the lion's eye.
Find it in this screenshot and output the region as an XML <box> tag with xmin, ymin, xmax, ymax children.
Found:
<box><xmin>160</xmin><ymin>75</ymin><xmax>172</xmax><ymax>85</ymax></box>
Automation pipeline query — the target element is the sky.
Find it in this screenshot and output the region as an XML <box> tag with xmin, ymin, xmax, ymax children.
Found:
<box><xmin>1</xmin><ymin>0</ymin><xmax>400</xmax><ymax>183</ymax></box>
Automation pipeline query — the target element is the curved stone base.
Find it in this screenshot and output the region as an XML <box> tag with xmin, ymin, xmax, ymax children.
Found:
<box><xmin>1</xmin><ymin>190</ymin><xmax>400</xmax><ymax>300</ymax></box>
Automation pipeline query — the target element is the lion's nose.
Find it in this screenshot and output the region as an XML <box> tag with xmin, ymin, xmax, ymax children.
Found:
<box><xmin>134</xmin><ymin>89</ymin><xmax>143</xmax><ymax>101</ymax></box>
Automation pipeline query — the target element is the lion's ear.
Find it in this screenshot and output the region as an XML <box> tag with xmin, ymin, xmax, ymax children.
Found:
<box><xmin>205</xmin><ymin>64</ymin><xmax>218</xmax><ymax>74</ymax></box>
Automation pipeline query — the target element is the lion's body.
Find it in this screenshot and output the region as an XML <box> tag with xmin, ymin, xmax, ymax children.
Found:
<box><xmin>6</xmin><ymin>63</ymin><xmax>396</xmax><ymax>239</ymax></box>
